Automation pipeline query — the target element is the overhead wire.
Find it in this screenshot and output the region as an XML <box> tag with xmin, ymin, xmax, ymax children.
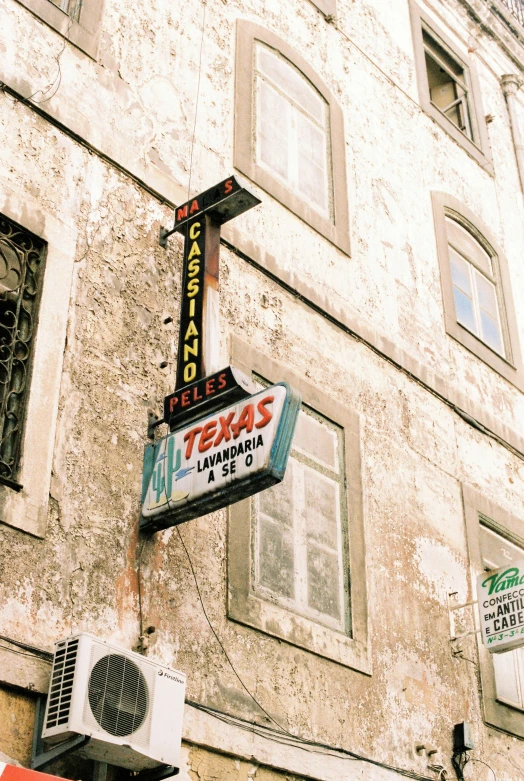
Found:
<box><xmin>185</xmin><ymin>698</ymin><xmax>441</xmax><ymax>781</ymax></box>
<box><xmin>465</xmin><ymin>757</ymin><xmax>497</xmax><ymax>781</ymax></box>
<box><xmin>175</xmin><ymin>525</ymin><xmax>290</xmax><ymax>735</ymax></box>
<box><xmin>25</xmin><ymin>0</ymin><xmax>82</xmax><ymax>105</ymax></box>
<box><xmin>0</xmin><ymin>633</ymin><xmax>53</xmax><ymax>661</ymax></box>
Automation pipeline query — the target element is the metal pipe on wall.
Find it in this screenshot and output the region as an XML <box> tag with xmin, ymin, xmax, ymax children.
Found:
<box><xmin>501</xmin><ymin>74</ymin><xmax>524</xmax><ymax>195</ymax></box>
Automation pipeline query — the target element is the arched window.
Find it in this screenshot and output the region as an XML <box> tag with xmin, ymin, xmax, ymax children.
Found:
<box><xmin>255</xmin><ymin>44</ymin><xmax>331</xmax><ymax>217</ymax></box>
<box><xmin>432</xmin><ymin>193</ymin><xmax>523</xmax><ymax>389</ymax></box>
<box><xmin>235</xmin><ymin>21</ymin><xmax>350</xmax><ymax>256</ymax></box>
<box><xmin>446</xmin><ymin>216</ymin><xmax>505</xmax><ymax>357</ymax></box>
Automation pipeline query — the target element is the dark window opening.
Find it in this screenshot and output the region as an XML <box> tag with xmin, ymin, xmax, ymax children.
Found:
<box><xmin>0</xmin><ymin>217</ymin><xmax>46</xmax><ymax>485</ymax></box>
<box><xmin>423</xmin><ymin>30</ymin><xmax>473</xmax><ymax>140</ymax></box>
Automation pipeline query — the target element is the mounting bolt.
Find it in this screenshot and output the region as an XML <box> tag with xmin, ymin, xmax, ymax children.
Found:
<box><xmin>159</xmin><ymin>227</ymin><xmax>169</xmax><ymax>248</ymax></box>
<box><xmin>415</xmin><ymin>744</ymin><xmax>426</xmax><ymax>754</ymax></box>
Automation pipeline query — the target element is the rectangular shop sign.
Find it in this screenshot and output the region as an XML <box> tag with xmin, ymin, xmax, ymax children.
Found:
<box><xmin>477</xmin><ymin>562</ymin><xmax>524</xmax><ymax>652</ymax></box>
<box><xmin>140</xmin><ymin>383</ymin><xmax>301</xmax><ymax>532</ymax></box>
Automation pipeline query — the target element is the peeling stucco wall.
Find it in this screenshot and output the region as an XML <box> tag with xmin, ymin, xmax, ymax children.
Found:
<box><xmin>0</xmin><ymin>0</ymin><xmax>524</xmax><ymax>780</ymax></box>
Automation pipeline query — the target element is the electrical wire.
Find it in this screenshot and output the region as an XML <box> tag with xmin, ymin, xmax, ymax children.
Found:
<box><xmin>0</xmin><ymin>642</ymin><xmax>51</xmax><ymax>662</ymax></box>
<box><xmin>136</xmin><ymin>537</ymin><xmax>149</xmax><ymax>639</ymax></box>
<box><xmin>25</xmin><ymin>0</ymin><xmax>81</xmax><ymax>105</ymax></box>
<box><xmin>174</xmin><ymin>530</ymin><xmax>439</xmax><ymax>781</ymax></box>
<box><xmin>185</xmin><ymin>698</ymin><xmax>440</xmax><ymax>781</ymax></box>
<box><xmin>175</xmin><ymin>525</ymin><xmax>290</xmax><ymax>735</ymax></box>
<box><xmin>0</xmin><ymin>634</ymin><xmax>53</xmax><ymax>661</ymax></box>
<box><xmin>187</xmin><ymin>0</ymin><xmax>207</xmax><ymax>203</ymax></box>
<box><xmin>465</xmin><ymin>758</ymin><xmax>497</xmax><ymax>781</ymax></box>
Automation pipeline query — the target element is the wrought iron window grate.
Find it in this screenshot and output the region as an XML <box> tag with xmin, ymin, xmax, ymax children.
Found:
<box><xmin>0</xmin><ymin>217</ymin><xmax>46</xmax><ymax>487</ymax></box>
<box><xmin>498</xmin><ymin>0</ymin><xmax>524</xmax><ymax>26</ymax></box>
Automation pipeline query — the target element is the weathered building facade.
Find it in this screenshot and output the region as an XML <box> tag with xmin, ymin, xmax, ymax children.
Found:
<box><xmin>0</xmin><ymin>0</ymin><xmax>524</xmax><ymax>779</ymax></box>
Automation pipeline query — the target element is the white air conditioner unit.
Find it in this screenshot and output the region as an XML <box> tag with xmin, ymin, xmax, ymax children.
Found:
<box><xmin>42</xmin><ymin>633</ymin><xmax>186</xmax><ymax>771</ymax></box>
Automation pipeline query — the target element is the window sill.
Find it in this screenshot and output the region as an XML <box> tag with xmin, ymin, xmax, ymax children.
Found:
<box><xmin>14</xmin><ymin>0</ymin><xmax>104</xmax><ymax>60</ymax></box>
<box><xmin>423</xmin><ymin>102</ymin><xmax>494</xmax><ymax>176</ymax></box>
<box><xmin>447</xmin><ymin>321</ymin><xmax>524</xmax><ymax>392</ymax></box>
<box><xmin>0</xmin><ymin>476</ymin><xmax>23</xmax><ymax>492</ymax></box>
<box><xmin>227</xmin><ymin>336</ymin><xmax>369</xmax><ymax>674</ymax></box>
<box><xmin>228</xmin><ymin>504</ymin><xmax>370</xmax><ymax>672</ymax></box>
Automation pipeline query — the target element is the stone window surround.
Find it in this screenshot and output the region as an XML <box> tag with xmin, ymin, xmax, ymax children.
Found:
<box><xmin>462</xmin><ymin>484</ymin><xmax>524</xmax><ymax>739</ymax></box>
<box><xmin>0</xmin><ymin>187</ymin><xmax>76</xmax><ymax>538</ymax></box>
<box><xmin>409</xmin><ymin>0</ymin><xmax>493</xmax><ymax>174</ymax></box>
<box><xmin>234</xmin><ymin>20</ymin><xmax>351</xmax><ymax>257</ymax></box>
<box><xmin>14</xmin><ymin>0</ymin><xmax>105</xmax><ymax>60</ymax></box>
<box><xmin>431</xmin><ymin>191</ymin><xmax>523</xmax><ymax>392</ymax></box>
<box><xmin>227</xmin><ymin>335</ymin><xmax>369</xmax><ymax>673</ymax></box>
<box><xmin>310</xmin><ymin>0</ymin><xmax>336</xmax><ymax>18</ymax></box>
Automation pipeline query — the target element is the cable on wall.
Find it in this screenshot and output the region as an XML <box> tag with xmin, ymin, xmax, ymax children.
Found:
<box><xmin>0</xmin><ymin>634</ymin><xmax>53</xmax><ymax>661</ymax></box>
<box><xmin>25</xmin><ymin>0</ymin><xmax>82</xmax><ymax>105</ymax></box>
<box><xmin>185</xmin><ymin>698</ymin><xmax>442</xmax><ymax>781</ymax></box>
<box><xmin>175</xmin><ymin>525</ymin><xmax>291</xmax><ymax>735</ymax></box>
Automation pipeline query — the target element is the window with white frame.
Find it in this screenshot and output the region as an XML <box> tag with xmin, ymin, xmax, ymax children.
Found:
<box><xmin>227</xmin><ymin>337</ymin><xmax>368</xmax><ymax>670</ymax></box>
<box><xmin>234</xmin><ymin>21</ymin><xmax>351</xmax><ymax>256</ymax></box>
<box><xmin>409</xmin><ymin>1</ymin><xmax>492</xmax><ymax>171</ymax></box>
<box><xmin>446</xmin><ymin>217</ymin><xmax>505</xmax><ymax>357</ymax></box>
<box><xmin>423</xmin><ymin>31</ymin><xmax>473</xmax><ymax>141</ymax></box>
<box><xmin>255</xmin><ymin>44</ymin><xmax>331</xmax><ymax>218</ymax></box>
<box><xmin>480</xmin><ymin>523</ymin><xmax>524</xmax><ymax>711</ymax></box>
<box><xmin>431</xmin><ymin>192</ymin><xmax>523</xmax><ymax>391</ymax></box>
<box><xmin>254</xmin><ymin>404</ymin><xmax>349</xmax><ymax>633</ymax></box>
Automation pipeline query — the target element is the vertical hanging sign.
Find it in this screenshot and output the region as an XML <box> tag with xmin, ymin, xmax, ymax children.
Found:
<box><xmin>161</xmin><ymin>175</ymin><xmax>261</xmax><ymax>390</ymax></box>
<box><xmin>177</xmin><ymin>214</ymin><xmax>214</xmax><ymax>387</ymax></box>
<box><xmin>142</xmin><ymin>176</ymin><xmax>301</xmax><ymax>533</ymax></box>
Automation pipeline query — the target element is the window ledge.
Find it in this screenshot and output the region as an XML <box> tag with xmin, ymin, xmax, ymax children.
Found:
<box><xmin>14</xmin><ymin>0</ymin><xmax>104</xmax><ymax>60</ymax></box>
<box><xmin>227</xmin><ymin>336</ymin><xmax>369</xmax><ymax>674</ymax></box>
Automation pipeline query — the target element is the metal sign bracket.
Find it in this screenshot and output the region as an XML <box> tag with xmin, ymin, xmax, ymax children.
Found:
<box><xmin>448</xmin><ymin>592</ymin><xmax>480</xmax><ymax>643</ymax></box>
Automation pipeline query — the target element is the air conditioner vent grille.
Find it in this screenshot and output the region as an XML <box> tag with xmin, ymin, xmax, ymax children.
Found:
<box><xmin>87</xmin><ymin>654</ymin><xmax>149</xmax><ymax>738</ymax></box>
<box><xmin>45</xmin><ymin>638</ymin><xmax>79</xmax><ymax>729</ymax></box>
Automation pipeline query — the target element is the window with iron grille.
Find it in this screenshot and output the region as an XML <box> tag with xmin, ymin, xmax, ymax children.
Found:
<box><xmin>0</xmin><ymin>216</ymin><xmax>46</xmax><ymax>487</ymax></box>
